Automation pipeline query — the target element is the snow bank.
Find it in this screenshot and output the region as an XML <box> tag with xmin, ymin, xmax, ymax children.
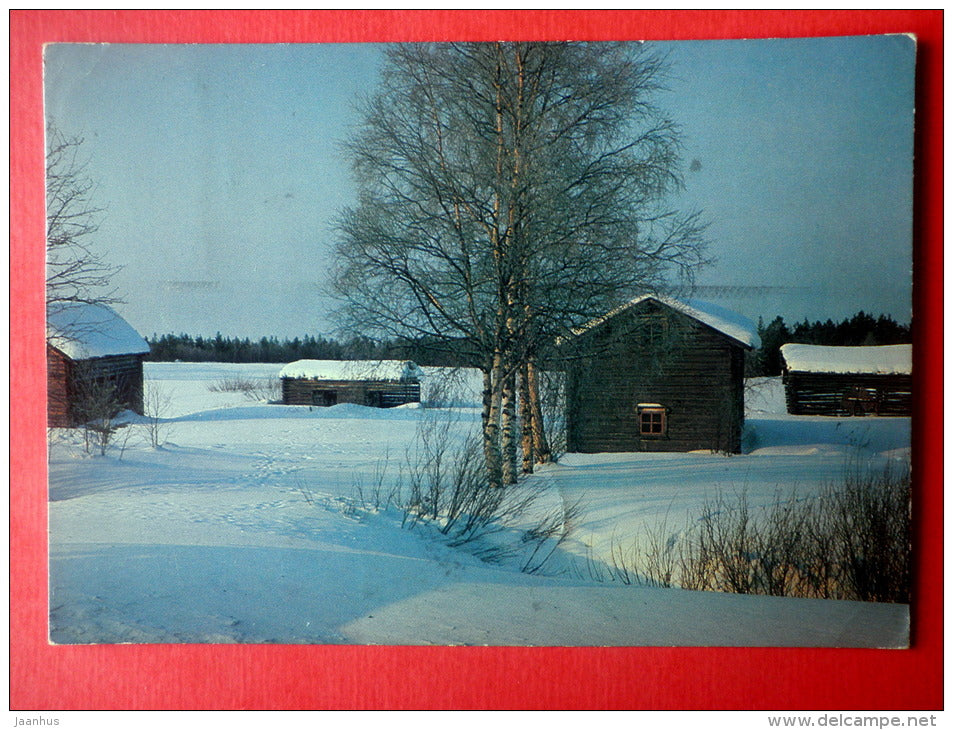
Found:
<box><xmin>47</xmin><ymin>302</ymin><xmax>150</xmax><ymax>360</ymax></box>
<box><xmin>279</xmin><ymin>359</ymin><xmax>423</xmax><ymax>382</ymax></box>
<box><xmin>780</xmin><ymin>343</ymin><xmax>912</xmax><ymax>375</ymax></box>
<box><xmin>744</xmin><ymin>414</ymin><xmax>911</xmax><ymax>457</ymax></box>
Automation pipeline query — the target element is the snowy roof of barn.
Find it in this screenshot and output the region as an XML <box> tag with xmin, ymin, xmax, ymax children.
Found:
<box><xmin>279</xmin><ymin>359</ymin><xmax>424</xmax><ymax>382</ymax></box>
<box><xmin>780</xmin><ymin>344</ymin><xmax>912</xmax><ymax>375</ymax></box>
<box><xmin>47</xmin><ymin>302</ymin><xmax>150</xmax><ymax>360</ymax></box>
<box><xmin>573</xmin><ymin>294</ymin><xmax>761</xmax><ymax>349</ymax></box>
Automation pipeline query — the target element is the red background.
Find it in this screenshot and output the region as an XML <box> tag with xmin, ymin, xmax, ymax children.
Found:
<box><xmin>10</xmin><ymin>10</ymin><xmax>943</xmax><ymax>710</ymax></box>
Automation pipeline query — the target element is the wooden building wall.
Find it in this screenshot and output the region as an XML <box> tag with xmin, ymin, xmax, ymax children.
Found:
<box><xmin>783</xmin><ymin>372</ymin><xmax>912</xmax><ymax>416</ymax></box>
<box><xmin>566</xmin><ymin>300</ymin><xmax>747</xmax><ymax>454</ymax></box>
<box><xmin>282</xmin><ymin>378</ymin><xmax>421</xmax><ymax>408</ymax></box>
<box><xmin>47</xmin><ymin>345</ymin><xmax>73</xmax><ymax>428</ymax></box>
<box><xmin>47</xmin><ymin>346</ymin><xmax>145</xmax><ymax>427</ymax></box>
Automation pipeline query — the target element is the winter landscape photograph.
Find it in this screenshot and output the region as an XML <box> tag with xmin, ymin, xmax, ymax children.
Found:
<box><xmin>43</xmin><ymin>35</ymin><xmax>916</xmax><ymax>648</ymax></box>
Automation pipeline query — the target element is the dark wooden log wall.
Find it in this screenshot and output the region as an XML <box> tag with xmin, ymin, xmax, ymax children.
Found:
<box><xmin>47</xmin><ymin>346</ymin><xmax>145</xmax><ymax>427</ymax></box>
<box><xmin>566</xmin><ymin>301</ymin><xmax>747</xmax><ymax>454</ymax></box>
<box><xmin>282</xmin><ymin>378</ymin><xmax>421</xmax><ymax>408</ymax></box>
<box><xmin>783</xmin><ymin>372</ymin><xmax>912</xmax><ymax>416</ymax></box>
<box><xmin>80</xmin><ymin>354</ymin><xmax>146</xmax><ymax>417</ymax></box>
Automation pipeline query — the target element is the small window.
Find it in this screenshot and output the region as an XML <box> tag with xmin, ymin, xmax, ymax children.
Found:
<box><xmin>638</xmin><ymin>404</ymin><xmax>667</xmax><ymax>437</ymax></box>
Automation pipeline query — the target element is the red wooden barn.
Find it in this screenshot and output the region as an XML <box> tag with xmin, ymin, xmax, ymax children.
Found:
<box><xmin>47</xmin><ymin>303</ymin><xmax>150</xmax><ymax>427</ymax></box>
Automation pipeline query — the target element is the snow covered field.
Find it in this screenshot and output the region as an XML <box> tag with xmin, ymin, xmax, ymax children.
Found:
<box><xmin>48</xmin><ymin>363</ymin><xmax>910</xmax><ymax>647</ymax></box>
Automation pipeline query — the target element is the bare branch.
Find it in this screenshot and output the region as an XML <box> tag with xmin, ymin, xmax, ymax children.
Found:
<box><xmin>45</xmin><ymin>122</ymin><xmax>122</xmax><ymax>341</ymax></box>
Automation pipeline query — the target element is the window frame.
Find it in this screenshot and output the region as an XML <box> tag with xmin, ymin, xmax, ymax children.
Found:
<box><xmin>637</xmin><ymin>404</ymin><xmax>667</xmax><ymax>437</ymax></box>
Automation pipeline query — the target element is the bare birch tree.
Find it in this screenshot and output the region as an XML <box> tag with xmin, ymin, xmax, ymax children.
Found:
<box><xmin>46</xmin><ymin>124</ymin><xmax>120</xmax><ymax>323</ymax></box>
<box><xmin>332</xmin><ymin>42</ymin><xmax>708</xmax><ymax>488</ymax></box>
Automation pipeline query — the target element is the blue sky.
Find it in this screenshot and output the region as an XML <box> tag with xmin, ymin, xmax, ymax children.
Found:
<box><xmin>43</xmin><ymin>36</ymin><xmax>915</xmax><ymax>339</ymax></box>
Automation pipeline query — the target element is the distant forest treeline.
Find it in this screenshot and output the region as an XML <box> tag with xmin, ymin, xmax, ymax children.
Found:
<box><xmin>147</xmin><ymin>310</ymin><xmax>911</xmax><ymax>375</ymax></box>
<box><xmin>145</xmin><ymin>332</ymin><xmax>475</xmax><ymax>367</ymax></box>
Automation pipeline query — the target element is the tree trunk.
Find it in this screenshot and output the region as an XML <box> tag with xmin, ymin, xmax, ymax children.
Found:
<box><xmin>526</xmin><ymin>358</ymin><xmax>552</xmax><ymax>465</ymax></box>
<box><xmin>519</xmin><ymin>362</ymin><xmax>535</xmax><ymax>474</ymax></box>
<box><xmin>500</xmin><ymin>363</ymin><xmax>519</xmax><ymax>486</ymax></box>
<box><xmin>481</xmin><ymin>359</ymin><xmax>503</xmax><ymax>490</ymax></box>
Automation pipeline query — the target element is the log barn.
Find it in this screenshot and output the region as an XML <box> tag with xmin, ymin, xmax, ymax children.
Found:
<box><xmin>564</xmin><ymin>295</ymin><xmax>759</xmax><ymax>454</ymax></box>
<box><xmin>280</xmin><ymin>359</ymin><xmax>423</xmax><ymax>408</ymax></box>
<box><xmin>780</xmin><ymin>343</ymin><xmax>912</xmax><ymax>416</ymax></box>
<box><xmin>47</xmin><ymin>303</ymin><xmax>150</xmax><ymax>428</ymax></box>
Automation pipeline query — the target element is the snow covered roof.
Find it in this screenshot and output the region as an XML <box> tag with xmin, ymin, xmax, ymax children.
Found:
<box><xmin>574</xmin><ymin>295</ymin><xmax>761</xmax><ymax>349</ymax></box>
<box><xmin>47</xmin><ymin>302</ymin><xmax>150</xmax><ymax>360</ymax></box>
<box><xmin>279</xmin><ymin>359</ymin><xmax>424</xmax><ymax>382</ymax></box>
<box><xmin>780</xmin><ymin>344</ymin><xmax>912</xmax><ymax>375</ymax></box>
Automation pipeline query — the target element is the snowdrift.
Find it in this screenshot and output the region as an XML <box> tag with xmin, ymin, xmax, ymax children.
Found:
<box><xmin>47</xmin><ymin>363</ymin><xmax>910</xmax><ymax>646</ymax></box>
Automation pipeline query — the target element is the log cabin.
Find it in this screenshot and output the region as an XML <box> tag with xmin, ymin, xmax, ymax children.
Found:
<box><xmin>280</xmin><ymin>359</ymin><xmax>423</xmax><ymax>408</ymax></box>
<box><xmin>47</xmin><ymin>303</ymin><xmax>150</xmax><ymax>427</ymax></box>
<box><xmin>780</xmin><ymin>343</ymin><xmax>912</xmax><ymax>416</ymax></box>
<box><xmin>563</xmin><ymin>295</ymin><xmax>759</xmax><ymax>454</ymax></box>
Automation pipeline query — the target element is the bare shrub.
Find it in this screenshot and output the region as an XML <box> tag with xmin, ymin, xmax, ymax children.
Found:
<box><xmin>347</xmin><ymin>406</ymin><xmax>580</xmax><ymax>575</ymax></box>
<box><xmin>639</xmin><ymin>516</ymin><xmax>680</xmax><ymax>588</ymax></box>
<box><xmin>259</xmin><ymin>377</ymin><xmax>283</xmax><ymax>403</ymax></box>
<box><xmin>404</xmin><ymin>427</ymin><xmax>581</xmax><ymax>573</ymax></box>
<box><xmin>115</xmin><ymin>421</ymin><xmax>137</xmax><ymax>460</ymax></box>
<box><xmin>208</xmin><ymin>375</ymin><xmax>281</xmax><ymax>402</ymax></box>
<box><xmin>84</xmin><ymin>416</ymin><xmax>125</xmax><ymax>457</ymax></box>
<box><xmin>632</xmin><ymin>461</ymin><xmax>912</xmax><ymax>603</ymax></box>
<box><xmin>580</xmin><ymin>543</ymin><xmax>611</xmax><ymax>583</ymax></box>
<box><xmin>608</xmin><ymin>535</ymin><xmax>637</xmax><ymax>585</ymax></box>
<box><xmin>752</xmin><ymin>493</ymin><xmax>816</xmax><ymax>596</ymax></box>
<box><xmin>823</xmin><ymin>462</ymin><xmax>912</xmax><ymax>603</ymax></box>
<box><xmin>353</xmin><ymin>448</ymin><xmax>403</xmax><ymax>513</ymax></box>
<box><xmin>72</xmin><ymin>369</ymin><xmax>124</xmax><ymax>455</ymax></box>
<box><xmin>521</xmin><ymin>497</ymin><xmax>584</xmax><ymax>575</ymax></box>
<box><xmin>680</xmin><ymin>489</ymin><xmax>816</xmax><ymax>596</ymax></box>
<box><xmin>207</xmin><ymin>376</ymin><xmax>256</xmax><ymax>394</ymax></box>
<box><xmin>693</xmin><ymin>491</ymin><xmax>756</xmax><ymax>594</ymax></box>
<box><xmin>142</xmin><ymin>382</ymin><xmax>173</xmax><ymax>448</ymax></box>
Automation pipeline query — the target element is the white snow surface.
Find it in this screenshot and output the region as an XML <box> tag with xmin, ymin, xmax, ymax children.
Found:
<box><xmin>575</xmin><ymin>295</ymin><xmax>761</xmax><ymax>349</ymax></box>
<box><xmin>47</xmin><ymin>302</ymin><xmax>150</xmax><ymax>360</ymax></box>
<box><xmin>278</xmin><ymin>359</ymin><xmax>423</xmax><ymax>382</ymax></box>
<box><xmin>780</xmin><ymin>343</ymin><xmax>912</xmax><ymax>375</ymax></box>
<box><xmin>48</xmin><ymin>363</ymin><xmax>909</xmax><ymax>647</ymax></box>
